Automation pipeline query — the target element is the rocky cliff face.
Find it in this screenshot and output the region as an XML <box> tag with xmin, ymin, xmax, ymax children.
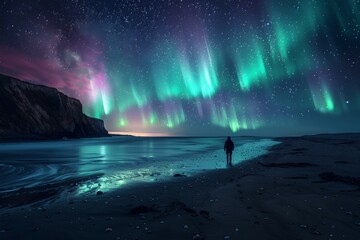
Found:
<box><xmin>0</xmin><ymin>74</ymin><xmax>108</xmax><ymax>139</ymax></box>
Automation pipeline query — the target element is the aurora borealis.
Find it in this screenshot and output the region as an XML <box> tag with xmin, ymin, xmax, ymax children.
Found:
<box><xmin>0</xmin><ymin>0</ymin><xmax>359</xmax><ymax>136</ymax></box>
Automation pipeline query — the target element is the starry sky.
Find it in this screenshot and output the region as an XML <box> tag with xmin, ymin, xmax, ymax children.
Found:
<box><xmin>0</xmin><ymin>0</ymin><xmax>359</xmax><ymax>136</ymax></box>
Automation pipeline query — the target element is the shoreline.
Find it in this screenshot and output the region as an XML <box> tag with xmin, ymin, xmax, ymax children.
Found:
<box><xmin>0</xmin><ymin>137</ymin><xmax>277</xmax><ymax>207</ymax></box>
<box><xmin>1</xmin><ymin>133</ymin><xmax>360</xmax><ymax>239</ymax></box>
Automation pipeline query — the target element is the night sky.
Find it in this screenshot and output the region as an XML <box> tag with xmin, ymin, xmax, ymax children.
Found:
<box><xmin>0</xmin><ymin>0</ymin><xmax>359</xmax><ymax>136</ymax></box>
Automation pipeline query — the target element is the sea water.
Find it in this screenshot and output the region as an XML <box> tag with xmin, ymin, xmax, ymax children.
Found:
<box><xmin>0</xmin><ymin>136</ymin><xmax>278</xmax><ymax>198</ymax></box>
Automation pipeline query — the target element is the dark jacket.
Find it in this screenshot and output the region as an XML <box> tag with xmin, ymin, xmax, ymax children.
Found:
<box><xmin>224</xmin><ymin>139</ymin><xmax>234</xmax><ymax>152</ymax></box>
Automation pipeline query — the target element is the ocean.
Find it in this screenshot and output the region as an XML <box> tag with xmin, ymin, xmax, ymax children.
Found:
<box><xmin>0</xmin><ymin>136</ymin><xmax>278</xmax><ymax>204</ymax></box>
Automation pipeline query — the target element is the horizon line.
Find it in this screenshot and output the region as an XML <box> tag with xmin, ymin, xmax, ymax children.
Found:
<box><xmin>109</xmin><ymin>131</ymin><xmax>173</xmax><ymax>137</ymax></box>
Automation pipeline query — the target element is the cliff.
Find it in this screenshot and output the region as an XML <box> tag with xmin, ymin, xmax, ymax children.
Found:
<box><xmin>0</xmin><ymin>74</ymin><xmax>108</xmax><ymax>139</ymax></box>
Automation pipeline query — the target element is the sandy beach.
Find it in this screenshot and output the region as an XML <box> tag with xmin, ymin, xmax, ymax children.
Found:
<box><xmin>1</xmin><ymin>133</ymin><xmax>360</xmax><ymax>240</ymax></box>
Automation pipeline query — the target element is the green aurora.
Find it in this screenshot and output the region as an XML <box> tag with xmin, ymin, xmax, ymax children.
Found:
<box><xmin>0</xmin><ymin>0</ymin><xmax>359</xmax><ymax>135</ymax></box>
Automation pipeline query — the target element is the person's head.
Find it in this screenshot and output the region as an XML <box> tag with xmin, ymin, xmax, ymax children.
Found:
<box><xmin>227</xmin><ymin>136</ymin><xmax>231</xmax><ymax>140</ymax></box>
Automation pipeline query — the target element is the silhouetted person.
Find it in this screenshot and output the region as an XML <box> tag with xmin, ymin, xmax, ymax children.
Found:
<box><xmin>224</xmin><ymin>136</ymin><xmax>234</xmax><ymax>164</ymax></box>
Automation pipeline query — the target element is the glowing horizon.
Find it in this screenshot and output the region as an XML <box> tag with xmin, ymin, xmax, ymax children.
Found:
<box><xmin>109</xmin><ymin>132</ymin><xmax>172</xmax><ymax>137</ymax></box>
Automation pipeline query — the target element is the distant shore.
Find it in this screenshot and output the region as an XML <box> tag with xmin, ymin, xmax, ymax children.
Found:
<box><xmin>1</xmin><ymin>133</ymin><xmax>360</xmax><ymax>240</ymax></box>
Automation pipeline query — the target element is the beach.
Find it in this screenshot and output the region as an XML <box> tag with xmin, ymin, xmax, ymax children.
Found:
<box><xmin>0</xmin><ymin>133</ymin><xmax>360</xmax><ymax>240</ymax></box>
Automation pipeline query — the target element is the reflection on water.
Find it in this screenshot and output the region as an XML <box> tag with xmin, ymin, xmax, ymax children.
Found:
<box><xmin>0</xmin><ymin>136</ymin><xmax>279</xmax><ymax>199</ymax></box>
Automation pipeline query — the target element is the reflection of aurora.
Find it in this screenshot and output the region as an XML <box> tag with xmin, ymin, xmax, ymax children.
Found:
<box><xmin>0</xmin><ymin>0</ymin><xmax>359</xmax><ymax>135</ymax></box>
<box><xmin>76</xmin><ymin>139</ymin><xmax>278</xmax><ymax>195</ymax></box>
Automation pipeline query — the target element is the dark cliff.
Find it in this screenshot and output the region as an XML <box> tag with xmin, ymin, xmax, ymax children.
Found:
<box><xmin>0</xmin><ymin>74</ymin><xmax>108</xmax><ymax>139</ymax></box>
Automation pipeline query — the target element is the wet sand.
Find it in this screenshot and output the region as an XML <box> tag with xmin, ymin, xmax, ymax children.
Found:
<box><xmin>1</xmin><ymin>133</ymin><xmax>360</xmax><ymax>240</ymax></box>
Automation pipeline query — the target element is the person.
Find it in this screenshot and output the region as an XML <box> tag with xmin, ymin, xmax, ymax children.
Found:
<box><xmin>224</xmin><ymin>136</ymin><xmax>234</xmax><ymax>164</ymax></box>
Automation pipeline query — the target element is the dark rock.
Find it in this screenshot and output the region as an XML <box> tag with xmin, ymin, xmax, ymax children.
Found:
<box><xmin>96</xmin><ymin>191</ymin><xmax>104</xmax><ymax>195</ymax></box>
<box><xmin>200</xmin><ymin>210</ymin><xmax>211</xmax><ymax>219</ymax></box>
<box><xmin>292</xmin><ymin>148</ymin><xmax>308</xmax><ymax>151</ymax></box>
<box><xmin>173</xmin><ymin>173</ymin><xmax>186</xmax><ymax>177</ymax></box>
<box><xmin>183</xmin><ymin>207</ymin><xmax>197</xmax><ymax>215</ymax></box>
<box><xmin>285</xmin><ymin>176</ymin><xmax>308</xmax><ymax>179</ymax></box>
<box><xmin>0</xmin><ymin>74</ymin><xmax>108</xmax><ymax>140</ymax></box>
<box><xmin>335</xmin><ymin>161</ymin><xmax>350</xmax><ymax>164</ymax></box>
<box><xmin>319</xmin><ymin>172</ymin><xmax>360</xmax><ymax>186</ymax></box>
